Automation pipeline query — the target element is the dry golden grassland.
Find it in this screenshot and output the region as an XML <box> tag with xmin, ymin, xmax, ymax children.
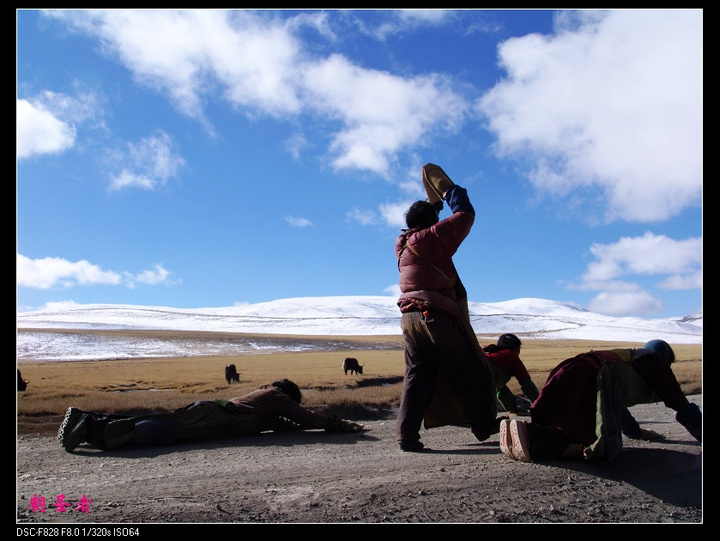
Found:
<box><xmin>16</xmin><ymin>333</ymin><xmax>702</xmax><ymax>436</ymax></box>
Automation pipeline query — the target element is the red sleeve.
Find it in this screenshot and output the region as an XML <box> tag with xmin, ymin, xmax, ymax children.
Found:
<box><xmin>490</xmin><ymin>350</ymin><xmax>531</xmax><ymax>381</ymax></box>
<box><xmin>397</xmin><ymin>212</ymin><xmax>474</xmax><ymax>294</ymax></box>
<box><xmin>419</xmin><ymin>211</ymin><xmax>474</xmax><ymax>260</ymax></box>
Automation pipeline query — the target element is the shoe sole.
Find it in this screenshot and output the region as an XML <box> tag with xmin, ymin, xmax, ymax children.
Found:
<box><xmin>499</xmin><ymin>419</ymin><xmax>517</xmax><ymax>460</ymax></box>
<box><xmin>510</xmin><ymin>419</ymin><xmax>532</xmax><ymax>462</ymax></box>
<box><xmin>399</xmin><ymin>442</ymin><xmax>425</xmax><ymax>452</ymax></box>
<box><xmin>57</xmin><ymin>407</ymin><xmax>85</xmax><ymax>452</ymax></box>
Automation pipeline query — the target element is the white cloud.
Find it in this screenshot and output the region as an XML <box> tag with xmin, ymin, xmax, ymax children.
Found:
<box><xmin>302</xmin><ymin>54</ymin><xmax>465</xmax><ymax>174</ymax></box>
<box><xmin>477</xmin><ymin>9</ymin><xmax>702</xmax><ymax>223</ymax></box>
<box><xmin>108</xmin><ymin>131</ymin><xmax>185</xmax><ymax>191</ymax></box>
<box><xmin>284</xmin><ymin>132</ymin><xmax>311</xmax><ymax>160</ymax></box>
<box><xmin>128</xmin><ymin>264</ymin><xmax>176</xmax><ymax>287</ymax></box>
<box><xmin>379</xmin><ymin>200</ymin><xmax>413</xmax><ymax>229</ymax></box>
<box><xmin>42</xmin><ymin>300</ymin><xmax>82</xmax><ymax>311</ymax></box>
<box><xmin>657</xmin><ymin>271</ymin><xmax>702</xmax><ymax>290</ymax></box>
<box><xmin>347</xmin><ymin>199</ymin><xmax>412</xmax><ymax>229</ymax></box>
<box><xmin>570</xmin><ymin>231</ymin><xmax>702</xmax><ymax>315</ymax></box>
<box><xmin>356</xmin><ymin>9</ymin><xmax>457</xmax><ymax>41</ymax></box>
<box><xmin>17</xmin><ymin>254</ymin><xmax>177</xmax><ymax>290</ymax></box>
<box><xmin>587</xmin><ymin>289</ymin><xmax>663</xmax><ymax>317</ymax></box>
<box><xmin>17</xmin><ymin>98</ymin><xmax>76</xmax><ymax>159</ymax></box>
<box><xmin>45</xmin><ymin>10</ymin><xmax>467</xmax><ymax>177</ymax></box>
<box><xmin>17</xmin><ymin>254</ymin><xmax>122</xmax><ymax>289</ymax></box>
<box><xmin>346</xmin><ymin>208</ymin><xmax>378</xmax><ymax>226</ymax></box>
<box><xmin>17</xmin><ymin>88</ymin><xmax>106</xmax><ymax>160</ymax></box>
<box><xmin>285</xmin><ymin>216</ymin><xmax>314</xmax><ymax>227</ymax></box>
<box><xmin>582</xmin><ymin>232</ymin><xmax>702</xmax><ymax>283</ymax></box>
<box><xmin>384</xmin><ymin>283</ymin><xmax>401</xmax><ymax>297</ymax></box>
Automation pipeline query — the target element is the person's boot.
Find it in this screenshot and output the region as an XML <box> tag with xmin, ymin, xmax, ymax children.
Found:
<box><xmin>422</xmin><ymin>163</ymin><xmax>455</xmax><ymax>201</ymax></box>
<box><xmin>57</xmin><ymin>407</ymin><xmax>92</xmax><ymax>452</ymax></box>
<box><xmin>398</xmin><ymin>440</ymin><xmax>425</xmax><ymax>452</ymax></box>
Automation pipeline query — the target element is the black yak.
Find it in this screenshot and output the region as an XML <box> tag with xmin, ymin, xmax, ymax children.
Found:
<box><xmin>225</xmin><ymin>364</ymin><xmax>240</xmax><ymax>384</ymax></box>
<box><xmin>17</xmin><ymin>369</ymin><xmax>28</xmax><ymax>392</ymax></box>
<box><xmin>342</xmin><ymin>358</ymin><xmax>363</xmax><ymax>375</ymax></box>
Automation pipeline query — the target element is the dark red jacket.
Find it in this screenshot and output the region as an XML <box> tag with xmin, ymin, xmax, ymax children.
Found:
<box><xmin>531</xmin><ymin>349</ymin><xmax>689</xmax><ymax>446</ymax></box>
<box><xmin>396</xmin><ymin>186</ymin><xmax>474</xmax><ymax>316</ymax></box>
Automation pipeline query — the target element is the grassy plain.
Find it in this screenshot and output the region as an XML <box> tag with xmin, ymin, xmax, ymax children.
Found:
<box><xmin>16</xmin><ymin>332</ymin><xmax>702</xmax><ymax>436</ymax></box>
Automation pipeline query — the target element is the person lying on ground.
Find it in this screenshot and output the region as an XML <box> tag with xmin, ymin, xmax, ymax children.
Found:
<box><xmin>58</xmin><ymin>379</ymin><xmax>365</xmax><ymax>452</ymax></box>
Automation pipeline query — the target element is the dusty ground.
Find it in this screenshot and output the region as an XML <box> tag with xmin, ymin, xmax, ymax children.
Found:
<box><xmin>16</xmin><ymin>395</ymin><xmax>702</xmax><ymax>527</ymax></box>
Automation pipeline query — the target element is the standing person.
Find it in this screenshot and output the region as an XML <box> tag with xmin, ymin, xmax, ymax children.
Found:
<box><xmin>483</xmin><ymin>333</ymin><xmax>539</xmax><ymax>415</ymax></box>
<box><xmin>499</xmin><ymin>340</ymin><xmax>702</xmax><ymax>462</ymax></box>
<box><xmin>57</xmin><ymin>379</ymin><xmax>364</xmax><ymax>452</ymax></box>
<box><xmin>395</xmin><ymin>163</ymin><xmax>497</xmax><ymax>452</ymax></box>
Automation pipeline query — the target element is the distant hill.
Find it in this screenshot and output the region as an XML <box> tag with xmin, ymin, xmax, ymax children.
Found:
<box><xmin>17</xmin><ymin>296</ymin><xmax>702</xmax><ymax>361</ymax></box>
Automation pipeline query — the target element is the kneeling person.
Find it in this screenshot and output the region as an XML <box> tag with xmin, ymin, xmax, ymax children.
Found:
<box><xmin>499</xmin><ymin>340</ymin><xmax>701</xmax><ymax>463</ymax></box>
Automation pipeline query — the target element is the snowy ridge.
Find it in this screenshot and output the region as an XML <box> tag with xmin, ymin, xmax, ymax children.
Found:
<box><xmin>17</xmin><ymin>296</ymin><xmax>702</xmax><ymax>361</ymax></box>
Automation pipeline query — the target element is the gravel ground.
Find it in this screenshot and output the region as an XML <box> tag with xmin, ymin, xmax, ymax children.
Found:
<box><xmin>16</xmin><ymin>395</ymin><xmax>702</xmax><ymax>527</ymax></box>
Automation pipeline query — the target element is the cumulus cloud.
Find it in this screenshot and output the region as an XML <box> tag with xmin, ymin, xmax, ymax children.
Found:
<box><xmin>17</xmin><ymin>254</ymin><xmax>177</xmax><ymax>290</ymax></box>
<box><xmin>582</xmin><ymin>232</ymin><xmax>702</xmax><ymax>283</ymax></box>
<box><xmin>17</xmin><ymin>254</ymin><xmax>122</xmax><ymax>289</ymax></box>
<box><xmin>16</xmin><ymin>87</ymin><xmax>183</xmax><ymax>194</ymax></box>
<box><xmin>571</xmin><ymin>232</ymin><xmax>702</xmax><ymax>315</ymax></box>
<box><xmin>17</xmin><ymin>98</ymin><xmax>76</xmax><ymax>159</ymax></box>
<box><xmin>17</xmin><ymin>88</ymin><xmax>105</xmax><ymax>159</ymax></box>
<box><xmin>44</xmin><ymin>10</ymin><xmax>467</xmax><ymax>177</ymax></box>
<box><xmin>302</xmin><ymin>55</ymin><xmax>465</xmax><ymax>174</ymax></box>
<box><xmin>587</xmin><ymin>289</ymin><xmax>664</xmax><ymax>317</ymax></box>
<box><xmin>36</xmin><ymin>9</ymin><xmax>702</xmax><ymax>219</ymax></box>
<box><xmin>477</xmin><ymin>9</ymin><xmax>702</xmax><ymax>223</ymax></box>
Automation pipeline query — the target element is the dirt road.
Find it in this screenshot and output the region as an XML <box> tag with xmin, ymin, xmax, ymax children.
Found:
<box><xmin>16</xmin><ymin>395</ymin><xmax>702</xmax><ymax>526</ymax></box>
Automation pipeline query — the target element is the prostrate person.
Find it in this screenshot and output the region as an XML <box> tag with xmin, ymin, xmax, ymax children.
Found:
<box><xmin>499</xmin><ymin>340</ymin><xmax>702</xmax><ymax>462</ymax></box>
<box><xmin>58</xmin><ymin>379</ymin><xmax>364</xmax><ymax>452</ymax></box>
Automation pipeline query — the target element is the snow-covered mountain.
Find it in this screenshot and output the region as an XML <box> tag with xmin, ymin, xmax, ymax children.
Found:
<box><xmin>16</xmin><ymin>296</ymin><xmax>702</xmax><ymax>361</ymax></box>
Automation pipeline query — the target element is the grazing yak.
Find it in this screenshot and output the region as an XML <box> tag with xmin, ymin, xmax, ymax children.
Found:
<box><xmin>17</xmin><ymin>369</ymin><xmax>28</xmax><ymax>392</ymax></box>
<box><xmin>225</xmin><ymin>364</ymin><xmax>240</xmax><ymax>384</ymax></box>
<box><xmin>342</xmin><ymin>357</ymin><xmax>364</xmax><ymax>375</ymax></box>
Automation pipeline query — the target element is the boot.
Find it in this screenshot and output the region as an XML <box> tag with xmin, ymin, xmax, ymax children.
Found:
<box><xmin>422</xmin><ymin>163</ymin><xmax>455</xmax><ymax>201</ymax></box>
<box><xmin>57</xmin><ymin>408</ymin><xmax>92</xmax><ymax>452</ymax></box>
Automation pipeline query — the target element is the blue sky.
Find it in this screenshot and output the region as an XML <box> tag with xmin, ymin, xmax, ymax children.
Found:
<box><xmin>17</xmin><ymin>9</ymin><xmax>702</xmax><ymax>319</ymax></box>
